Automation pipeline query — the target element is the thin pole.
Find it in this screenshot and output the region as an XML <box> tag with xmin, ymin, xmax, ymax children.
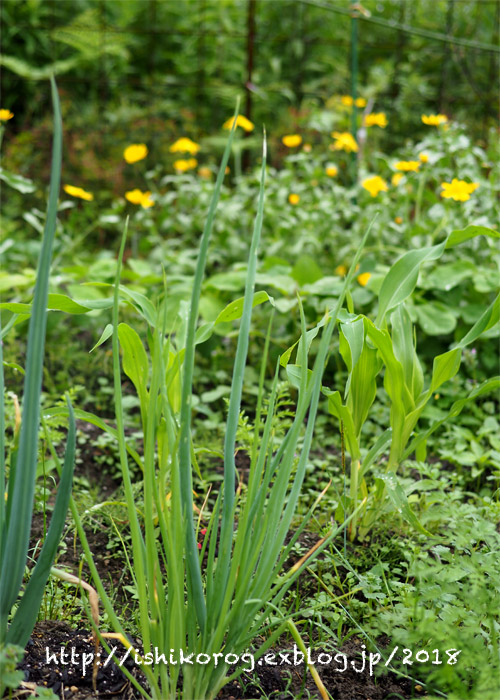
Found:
<box><xmin>350</xmin><ymin>4</ymin><xmax>359</xmax><ymax>185</ymax></box>
<box><xmin>243</xmin><ymin>0</ymin><xmax>256</xmax><ymax>171</ymax></box>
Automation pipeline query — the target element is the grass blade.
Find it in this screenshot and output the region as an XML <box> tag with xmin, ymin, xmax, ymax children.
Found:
<box><xmin>0</xmin><ymin>76</ymin><xmax>62</xmax><ymax>641</ymax></box>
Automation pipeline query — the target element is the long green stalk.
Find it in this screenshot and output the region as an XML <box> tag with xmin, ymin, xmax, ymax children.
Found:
<box><xmin>178</xmin><ymin>104</ymin><xmax>239</xmax><ymax>632</ymax></box>
<box><xmin>0</xmin><ymin>78</ymin><xmax>76</xmax><ymax>652</ymax></box>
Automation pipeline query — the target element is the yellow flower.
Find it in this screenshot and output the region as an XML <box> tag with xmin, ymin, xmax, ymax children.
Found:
<box><xmin>394</xmin><ymin>216</ymin><xmax>403</xmax><ymax>224</ymax></box>
<box><xmin>326</xmin><ymin>165</ymin><xmax>338</xmax><ymax>177</ymax></box>
<box><xmin>335</xmin><ymin>264</ymin><xmax>347</xmax><ymax>276</ymax></box>
<box><xmin>341</xmin><ymin>96</ymin><xmax>365</xmax><ymax>108</ymax></box>
<box><xmin>223</xmin><ymin>115</ymin><xmax>254</xmax><ymax>132</ymax></box>
<box><xmin>169</xmin><ymin>137</ymin><xmax>200</xmax><ymax>155</ymax></box>
<box><xmin>331</xmin><ymin>131</ymin><xmax>358</xmax><ymax>153</ymax></box>
<box><xmin>395</xmin><ymin>160</ymin><xmax>420</xmax><ymax>172</ymax></box>
<box><xmin>140</xmin><ymin>192</ymin><xmax>154</xmax><ymax>208</ymax></box>
<box><xmin>422</xmin><ymin>114</ymin><xmax>448</xmax><ymax>126</ymax></box>
<box><xmin>364</xmin><ymin>112</ymin><xmax>388</xmax><ymax>128</ymax></box>
<box><xmin>63</xmin><ymin>184</ymin><xmax>94</xmax><ymax>201</ymax></box>
<box><xmin>173</xmin><ymin>158</ymin><xmax>198</xmax><ymax>172</ymax></box>
<box><xmin>392</xmin><ymin>173</ymin><xmax>404</xmax><ymax>186</ymax></box>
<box><xmin>419</xmin><ymin>152</ymin><xmax>429</xmax><ymax>163</ymax></box>
<box><xmin>282</xmin><ymin>134</ymin><xmax>302</xmax><ymax>148</ymax></box>
<box><xmin>198</xmin><ymin>166</ymin><xmax>212</xmax><ymax>179</ymax></box>
<box><xmin>123</xmin><ymin>144</ymin><xmax>148</xmax><ymax>164</ymax></box>
<box><xmin>361</xmin><ymin>175</ymin><xmax>388</xmax><ymax>197</ymax></box>
<box><xmin>357</xmin><ymin>272</ymin><xmax>371</xmax><ymax>287</ymax></box>
<box><xmin>288</xmin><ymin>193</ymin><xmax>300</xmax><ymax>205</ymax></box>
<box><xmin>440</xmin><ymin>179</ymin><xmax>479</xmax><ymax>202</ymax></box>
<box><xmin>0</xmin><ymin>109</ymin><xmax>14</xmax><ymax>121</ymax></box>
<box><xmin>125</xmin><ymin>189</ymin><xmax>154</xmax><ymax>208</ymax></box>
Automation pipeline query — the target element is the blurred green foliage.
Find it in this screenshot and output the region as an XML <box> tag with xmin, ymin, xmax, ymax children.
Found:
<box><xmin>1</xmin><ymin>0</ymin><xmax>498</xmax><ymax>145</ymax></box>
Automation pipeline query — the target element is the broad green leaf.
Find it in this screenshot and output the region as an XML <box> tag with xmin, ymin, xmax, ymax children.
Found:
<box><xmin>376</xmin><ymin>240</ymin><xmax>446</xmax><ymax>325</ymax></box>
<box><xmin>0</xmin><ymin>272</ymin><xmax>36</xmax><ymax>292</ymax></box>
<box><xmin>281</xmin><ymin>312</ymin><xmax>329</xmax><ymax>368</ymax></box>
<box><xmin>85</xmin><ymin>284</ymin><xmax>156</xmax><ymax>324</ymax></box>
<box><xmin>419</xmin><ymin>260</ymin><xmax>475</xmax><ymax>291</ymax></box>
<box><xmin>302</xmin><ymin>275</ymin><xmax>343</xmax><ymax>296</ymax></box>
<box><xmin>205</xmin><ymin>270</ymin><xmax>247</xmax><ymax>291</ymax></box>
<box><xmin>455</xmin><ymin>293</ymin><xmax>500</xmax><ymax>349</ymax></box>
<box><xmin>286</xmin><ymin>364</ymin><xmax>314</xmax><ymax>391</ymax></box>
<box><xmin>89</xmin><ymin>324</ymin><xmax>113</xmax><ymax>353</ymax></box>
<box><xmin>446</xmin><ymin>224</ymin><xmax>500</xmax><ymax>248</ymax></box>
<box><xmin>391</xmin><ymin>305</ymin><xmax>423</xmax><ymax>399</ymax></box>
<box><xmin>339</xmin><ymin>317</ymin><xmax>364</xmax><ymax>373</ymax></box>
<box><xmin>0</xmin><ymin>168</ymin><xmax>36</xmax><ymax>194</ymax></box>
<box><xmin>194</xmin><ymin>322</ymin><xmax>215</xmax><ymax>345</ymax></box>
<box><xmin>431</xmin><ymin>348</ymin><xmax>462</xmax><ymax>392</ymax></box>
<box><xmin>291</xmin><ymin>255</ymin><xmax>323</xmax><ymax>286</ymax></box>
<box><xmin>255</xmin><ymin>272</ymin><xmax>297</xmax><ymax>295</ymax></box>
<box><xmin>375</xmin><ymin>472</ymin><xmax>432</xmax><ymax>537</ymax></box>
<box><xmin>117</xmin><ymin>323</ymin><xmax>149</xmax><ymax>412</ymax></box>
<box><xmin>326</xmin><ymin>390</ymin><xmax>360</xmax><ymax>460</ymax></box>
<box><xmin>279</xmin><ymin>338</ymin><xmax>299</xmax><ymax>368</ymax></box>
<box><xmin>414</xmin><ymin>302</ymin><xmax>457</xmax><ymax>336</ymax></box>
<box><xmin>0</xmin><ymin>294</ymin><xmax>113</xmax><ymax>316</ymax></box>
<box><xmin>214</xmin><ymin>290</ymin><xmax>273</xmax><ymax>324</ymax></box>
<box><xmin>348</xmin><ymin>342</ymin><xmax>381</xmax><ymax>436</ymax></box>
<box><xmin>365</xmin><ymin>320</ymin><xmax>413</xmax><ymax>414</ymax></box>
<box><xmin>0</xmin><ymin>53</ymin><xmax>79</xmax><ymax>79</ymax></box>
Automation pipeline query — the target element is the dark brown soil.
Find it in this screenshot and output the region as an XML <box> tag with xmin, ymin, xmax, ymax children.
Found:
<box><xmin>14</xmin><ymin>623</ymin><xmax>418</xmax><ymax>699</ymax></box>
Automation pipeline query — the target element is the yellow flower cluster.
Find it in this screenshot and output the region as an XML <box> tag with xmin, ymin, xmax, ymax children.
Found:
<box><xmin>174</xmin><ymin>158</ymin><xmax>198</xmax><ymax>172</ymax></box>
<box><xmin>325</xmin><ymin>165</ymin><xmax>338</xmax><ymax>177</ymax></box>
<box><xmin>63</xmin><ymin>184</ymin><xmax>94</xmax><ymax>201</ymax></box>
<box><xmin>422</xmin><ymin>114</ymin><xmax>448</xmax><ymax>126</ymax></box>
<box><xmin>440</xmin><ymin>179</ymin><xmax>479</xmax><ymax>202</ymax></box>
<box><xmin>223</xmin><ymin>115</ymin><xmax>254</xmax><ymax>132</ymax></box>
<box><xmin>288</xmin><ymin>193</ymin><xmax>300</xmax><ymax>205</ymax></box>
<box><xmin>331</xmin><ymin>132</ymin><xmax>358</xmax><ymax>153</ymax></box>
<box><xmin>0</xmin><ymin>109</ymin><xmax>14</xmax><ymax>121</ymax></box>
<box><xmin>123</xmin><ymin>144</ymin><xmax>148</xmax><ymax>164</ymax></box>
<box><xmin>361</xmin><ymin>175</ymin><xmax>388</xmax><ymax>197</ymax></box>
<box><xmin>125</xmin><ymin>189</ymin><xmax>154</xmax><ymax>208</ymax></box>
<box><xmin>282</xmin><ymin>134</ymin><xmax>302</xmax><ymax>148</ymax></box>
<box><xmin>395</xmin><ymin>160</ymin><xmax>420</xmax><ymax>172</ymax></box>
<box><xmin>341</xmin><ymin>96</ymin><xmax>366</xmax><ymax>108</ymax></box>
<box><xmin>364</xmin><ymin>112</ymin><xmax>388</xmax><ymax>128</ymax></box>
<box><xmin>169</xmin><ymin>137</ymin><xmax>200</xmax><ymax>155</ymax></box>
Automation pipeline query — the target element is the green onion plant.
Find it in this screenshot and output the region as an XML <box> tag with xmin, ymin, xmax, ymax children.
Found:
<box><xmin>66</xmin><ymin>120</ymin><xmax>371</xmax><ymax>699</ymax></box>
<box><xmin>0</xmin><ymin>78</ymin><xmax>76</xmax><ymax>688</ymax></box>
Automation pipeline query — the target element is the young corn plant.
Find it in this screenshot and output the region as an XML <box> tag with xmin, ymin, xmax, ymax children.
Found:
<box><xmin>323</xmin><ymin>226</ymin><xmax>500</xmax><ymax>540</ymax></box>
<box><xmin>56</xmin><ymin>123</ymin><xmax>371</xmax><ymax>699</ymax></box>
<box><xmin>0</xmin><ymin>78</ymin><xmax>76</xmax><ymax>688</ymax></box>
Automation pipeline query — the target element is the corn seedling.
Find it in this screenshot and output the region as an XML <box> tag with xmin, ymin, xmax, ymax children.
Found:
<box><xmin>322</xmin><ymin>227</ymin><xmax>500</xmax><ymax>539</ymax></box>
